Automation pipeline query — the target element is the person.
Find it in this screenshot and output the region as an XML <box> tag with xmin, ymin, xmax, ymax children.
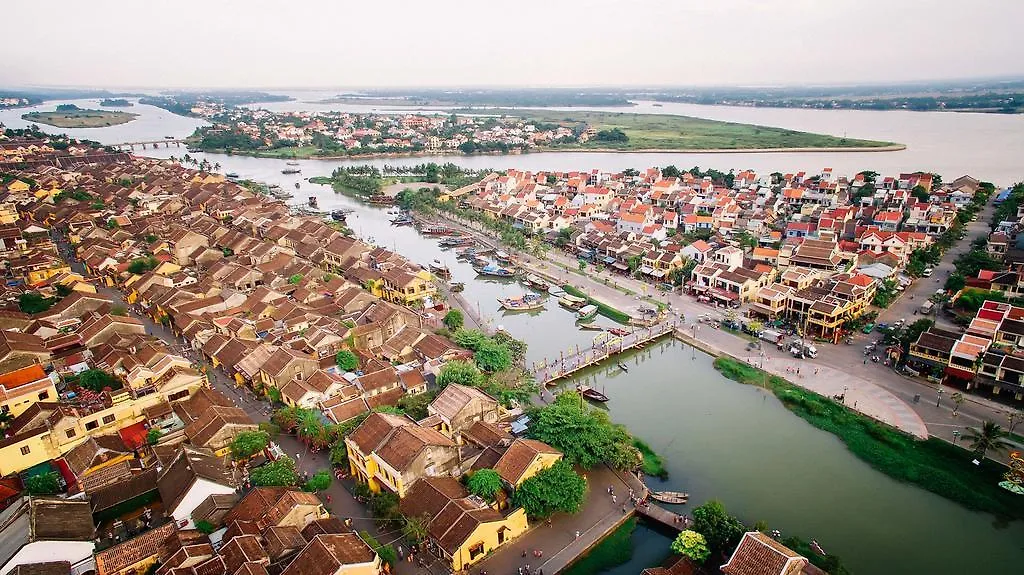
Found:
<box><xmin>575</xmin><ymin>531</ymin><xmax>580</xmax><ymax>539</ymax></box>
<box><xmin>523</xmin><ymin>550</ymin><xmax>528</xmax><ymax>558</ymax></box>
<box><xmin>611</xmin><ymin>494</ymin><xmax>617</xmax><ymax>504</ymax></box>
<box><xmin>325</xmin><ymin>494</ymin><xmax>331</xmax><ymax>503</ymax></box>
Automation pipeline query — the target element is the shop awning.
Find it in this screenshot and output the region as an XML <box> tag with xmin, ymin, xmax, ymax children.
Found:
<box><xmin>648</xmin><ymin>269</ymin><xmax>666</xmax><ymax>278</ymax></box>
<box><xmin>639</xmin><ymin>266</ymin><xmax>654</xmax><ymax>275</ymax></box>
<box><xmin>612</xmin><ymin>262</ymin><xmax>629</xmax><ymax>271</ymax></box>
<box><xmin>603</xmin><ymin>256</ymin><xmax>616</xmax><ymax>264</ymax></box>
<box><xmin>119</xmin><ymin>421</ymin><xmax>150</xmax><ymax>450</ymax></box>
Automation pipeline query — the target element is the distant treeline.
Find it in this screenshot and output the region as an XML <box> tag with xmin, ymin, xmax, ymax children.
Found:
<box><xmin>141</xmin><ymin>91</ymin><xmax>293</xmax><ymax>117</ymax></box>
<box><xmin>335</xmin><ymin>88</ymin><xmax>632</xmax><ymax>108</ymax></box>
<box><xmin>100</xmin><ymin>98</ymin><xmax>133</xmax><ymax>107</ymax></box>
<box><xmin>643</xmin><ymin>91</ymin><xmax>1024</xmax><ymax>113</ymax></box>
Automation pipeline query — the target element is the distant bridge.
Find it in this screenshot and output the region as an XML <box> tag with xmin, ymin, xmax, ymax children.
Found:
<box><xmin>113</xmin><ymin>139</ymin><xmax>188</xmax><ymax>150</ymax></box>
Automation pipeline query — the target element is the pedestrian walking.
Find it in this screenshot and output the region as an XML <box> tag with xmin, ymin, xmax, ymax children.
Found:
<box><xmin>612</xmin><ymin>494</ymin><xmax>617</xmax><ymax>504</ymax></box>
<box><xmin>575</xmin><ymin>531</ymin><xmax>580</xmax><ymax>539</ymax></box>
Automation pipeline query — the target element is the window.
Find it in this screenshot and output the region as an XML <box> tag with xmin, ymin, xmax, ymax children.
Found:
<box><xmin>168</xmin><ymin>389</ymin><xmax>189</xmax><ymax>401</ymax></box>
<box><xmin>20</xmin><ymin>446</ymin><xmax>30</xmax><ymax>455</ymax></box>
<box><xmin>66</xmin><ymin>429</ymin><xmax>76</xmax><ymax>439</ymax></box>
<box><xmin>38</xmin><ymin>391</ymin><xmax>49</xmax><ymax>400</ymax></box>
<box><xmin>469</xmin><ymin>542</ymin><xmax>485</xmax><ymax>560</ymax></box>
<box><xmin>102</xmin><ymin>414</ymin><xmax>116</xmax><ymax>425</ymax></box>
<box><xmin>85</xmin><ymin>420</ymin><xmax>99</xmax><ymax>431</ymax></box>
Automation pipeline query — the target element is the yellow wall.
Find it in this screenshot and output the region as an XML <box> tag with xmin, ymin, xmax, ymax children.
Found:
<box><xmin>337</xmin><ymin>557</ymin><xmax>382</xmax><ymax>575</ymax></box>
<box><xmin>7</xmin><ymin>181</ymin><xmax>30</xmax><ymax>193</ymax></box>
<box><xmin>0</xmin><ymin>431</ymin><xmax>60</xmax><ymax>476</ymax></box>
<box><xmin>1</xmin><ymin>380</ymin><xmax>58</xmax><ymax>417</ymax></box>
<box><xmin>27</xmin><ymin>264</ymin><xmax>71</xmax><ymax>285</ymax></box>
<box><xmin>450</xmin><ymin>508</ymin><xmax>529</xmax><ymax>572</ymax></box>
<box><xmin>514</xmin><ymin>452</ymin><xmax>562</xmax><ymax>487</ymax></box>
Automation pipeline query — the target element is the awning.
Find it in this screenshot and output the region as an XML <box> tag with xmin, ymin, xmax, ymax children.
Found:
<box><xmin>612</xmin><ymin>262</ymin><xmax>629</xmax><ymax>271</ymax></box>
<box><xmin>639</xmin><ymin>266</ymin><xmax>654</xmax><ymax>274</ymax></box>
<box><xmin>649</xmin><ymin>269</ymin><xmax>666</xmax><ymax>278</ymax></box>
<box><xmin>944</xmin><ymin>365</ymin><xmax>976</xmax><ymax>380</ymax></box>
<box><xmin>710</xmin><ymin>287</ymin><xmax>740</xmax><ymax>301</ymax></box>
<box><xmin>119</xmin><ymin>421</ymin><xmax>150</xmax><ymax>450</ymax></box>
<box><xmin>603</xmin><ymin>256</ymin><xmax>616</xmax><ymax>264</ymax></box>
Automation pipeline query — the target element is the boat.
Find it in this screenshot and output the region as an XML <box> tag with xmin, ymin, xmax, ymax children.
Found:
<box><xmin>652</xmin><ymin>103</ymin><xmax>664</xmax><ymax>107</ymax></box>
<box><xmin>576</xmin><ymin>304</ymin><xmax>599</xmax><ymax>322</ymax></box>
<box><xmin>608</xmin><ymin>328</ymin><xmax>631</xmax><ymax>337</ymax></box>
<box><xmin>449</xmin><ymin>282</ymin><xmax>465</xmax><ymax>293</ymax></box>
<box><xmin>271</xmin><ymin>190</ymin><xmax>293</xmax><ymax>199</ymax></box>
<box><xmin>421</xmin><ymin>225</ymin><xmax>455</xmax><ymax>237</ymax></box>
<box><xmin>474</xmin><ymin>264</ymin><xmax>516</xmax><ymax>278</ymax></box>
<box><xmin>367</xmin><ymin>194</ymin><xmax>394</xmax><ymax>205</ymax></box>
<box><xmin>429</xmin><ymin>260</ymin><xmax>452</xmax><ymax>278</ymax></box>
<box><xmin>522</xmin><ymin>274</ymin><xmax>551</xmax><ymax>292</ymax></box>
<box><xmin>577</xmin><ymin>385</ymin><xmax>609</xmax><ymax>403</ymax></box>
<box><xmin>617</xmin><ymin>362</ymin><xmax>629</xmax><ymax>372</ymax></box>
<box><xmin>650</xmin><ymin>491</ymin><xmax>689</xmax><ymax>505</ymax></box>
<box><xmin>269</xmin><ymin>183</ymin><xmax>282</xmax><ymax>190</ymax></box>
<box><xmin>494</xmin><ymin>250</ymin><xmax>513</xmax><ymax>263</ymax></box>
<box><xmin>577</xmin><ymin>323</ymin><xmax>604</xmax><ymax>331</ymax></box>
<box><xmin>330</xmin><ymin>208</ymin><xmax>352</xmax><ymax>221</ymax></box>
<box><xmin>439</xmin><ymin>235</ymin><xmax>475</xmax><ymax>248</ymax></box>
<box><xmin>308</xmin><ymin>196</ymin><xmax>318</xmax><ymax>208</ymax></box>
<box><xmin>282</xmin><ymin>168</ymin><xmax>301</xmax><ymax>174</ymax></box>
<box><xmin>286</xmin><ymin>161</ymin><xmax>300</xmax><ymax>166</ymax></box>
<box><xmin>498</xmin><ymin>293</ymin><xmax>545</xmax><ymax>312</ymax></box>
<box><xmin>558</xmin><ymin>294</ymin><xmax>588</xmax><ymax>310</ymax></box>
<box><xmin>391</xmin><ymin>215</ymin><xmax>415</xmax><ymax>226</ymax></box>
<box><xmin>225</xmin><ymin>172</ymin><xmax>239</xmax><ymax>179</ymax></box>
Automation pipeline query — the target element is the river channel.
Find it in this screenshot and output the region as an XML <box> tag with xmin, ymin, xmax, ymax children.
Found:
<box><xmin>3</xmin><ymin>99</ymin><xmax>1024</xmax><ymax>573</ymax></box>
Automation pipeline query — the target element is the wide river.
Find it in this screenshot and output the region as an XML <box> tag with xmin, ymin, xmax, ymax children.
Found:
<box><xmin>3</xmin><ymin>97</ymin><xmax>1024</xmax><ymax>573</ymax></box>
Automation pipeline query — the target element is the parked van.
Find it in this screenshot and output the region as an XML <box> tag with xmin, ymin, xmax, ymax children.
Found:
<box><xmin>920</xmin><ymin>301</ymin><xmax>935</xmax><ymax>314</ymax></box>
<box><xmin>923</xmin><ymin>267</ymin><xmax>934</xmax><ymax>277</ymax></box>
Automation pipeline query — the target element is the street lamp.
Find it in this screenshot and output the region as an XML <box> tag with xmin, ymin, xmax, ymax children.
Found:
<box><xmin>936</xmin><ymin>386</ymin><xmax>944</xmax><ymax>408</ymax></box>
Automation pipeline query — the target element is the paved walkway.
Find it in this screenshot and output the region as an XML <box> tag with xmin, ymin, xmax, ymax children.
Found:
<box><xmin>470</xmin><ymin>465</ymin><xmax>638</xmax><ymax>575</ymax></box>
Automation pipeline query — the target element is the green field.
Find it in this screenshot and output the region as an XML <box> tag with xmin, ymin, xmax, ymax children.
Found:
<box><xmin>229</xmin><ymin>146</ymin><xmax>321</xmax><ymax>159</ymax></box>
<box><xmin>515</xmin><ymin>110</ymin><xmax>898</xmax><ymax>151</ymax></box>
<box><xmin>22</xmin><ymin>108</ymin><xmax>137</xmax><ymax>128</ymax></box>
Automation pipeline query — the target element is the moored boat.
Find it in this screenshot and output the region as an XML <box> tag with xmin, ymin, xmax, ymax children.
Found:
<box><xmin>307</xmin><ymin>196</ymin><xmax>318</xmax><ymax>208</ymax></box>
<box><xmin>225</xmin><ymin>172</ymin><xmax>239</xmax><ymax>179</ymax></box>
<box><xmin>367</xmin><ymin>194</ymin><xmax>394</xmax><ymax>205</ymax></box>
<box><xmin>331</xmin><ymin>209</ymin><xmax>352</xmax><ymax>221</ymax></box>
<box><xmin>498</xmin><ymin>293</ymin><xmax>545</xmax><ymax>312</ymax></box>
<box><xmin>282</xmin><ymin>168</ymin><xmax>301</xmax><ymax>174</ymax></box>
<box><xmin>286</xmin><ymin>161</ymin><xmax>300</xmax><ymax>166</ymax></box>
<box><xmin>429</xmin><ymin>260</ymin><xmax>451</xmax><ymax>278</ymax></box>
<box><xmin>617</xmin><ymin>362</ymin><xmax>629</xmax><ymax>372</ymax></box>
<box><xmin>494</xmin><ymin>250</ymin><xmax>513</xmax><ymax>263</ymax></box>
<box><xmin>439</xmin><ymin>235</ymin><xmax>475</xmax><ymax>248</ymax></box>
<box><xmin>577</xmin><ymin>385</ymin><xmax>609</xmax><ymax>402</ymax></box>
<box><xmin>391</xmin><ymin>215</ymin><xmax>415</xmax><ymax>226</ymax></box>
<box><xmin>474</xmin><ymin>263</ymin><xmax>516</xmax><ymax>278</ymax></box>
<box><xmin>523</xmin><ymin>274</ymin><xmax>551</xmax><ymax>292</ymax></box>
<box><xmin>650</xmin><ymin>491</ymin><xmax>689</xmax><ymax>505</ymax></box>
<box><xmin>558</xmin><ymin>294</ymin><xmax>588</xmax><ymax>310</ymax></box>
<box><xmin>608</xmin><ymin>327</ymin><xmax>631</xmax><ymax>337</ymax></box>
<box><xmin>449</xmin><ymin>282</ymin><xmax>465</xmax><ymax>293</ymax></box>
<box><xmin>576</xmin><ymin>304</ymin><xmax>599</xmax><ymax>322</ymax></box>
<box><xmin>421</xmin><ymin>225</ymin><xmax>456</xmax><ymax>237</ymax></box>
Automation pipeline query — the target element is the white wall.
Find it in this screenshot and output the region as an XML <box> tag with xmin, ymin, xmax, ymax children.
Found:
<box><xmin>171</xmin><ymin>478</ymin><xmax>236</xmax><ymax>528</ymax></box>
<box><xmin>1</xmin><ymin>541</ymin><xmax>95</xmax><ymax>575</ymax></box>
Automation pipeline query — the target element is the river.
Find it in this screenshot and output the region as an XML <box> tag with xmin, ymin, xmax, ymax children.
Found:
<box><xmin>4</xmin><ymin>98</ymin><xmax>1024</xmax><ymax>573</ymax></box>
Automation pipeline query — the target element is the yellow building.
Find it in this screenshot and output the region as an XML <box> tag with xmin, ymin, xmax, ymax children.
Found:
<box><xmin>0</xmin><ymin>201</ymin><xmax>17</xmax><ymax>224</ymax></box>
<box><xmin>492</xmin><ymin>438</ymin><xmax>563</xmax><ymax>488</ymax></box>
<box><xmin>380</xmin><ymin>268</ymin><xmax>436</xmax><ymax>306</ymax></box>
<box><xmin>0</xmin><ymin>363</ymin><xmax>58</xmax><ymax>417</ymax></box>
<box><xmin>400</xmin><ymin>477</ymin><xmax>529</xmax><ymax>572</ymax></box>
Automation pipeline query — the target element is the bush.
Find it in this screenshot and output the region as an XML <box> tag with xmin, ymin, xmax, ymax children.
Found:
<box><xmin>513</xmin><ymin>460</ymin><xmax>586</xmax><ymax>519</ymax></box>
<box><xmin>77</xmin><ymin>369</ymin><xmax>122</xmax><ymax>392</ymax></box>
<box><xmin>195</xmin><ymin>520</ymin><xmax>217</xmax><ymax>534</ymax></box>
<box><xmin>230</xmin><ymin>430</ymin><xmax>270</xmax><ymax>460</ymax></box>
<box><xmin>25</xmin><ymin>472</ymin><xmax>61</xmax><ymax>495</ymax></box>
<box><xmin>304</xmin><ymin>470</ymin><xmax>333</xmax><ymax>492</ymax></box>
<box><xmin>335</xmin><ymin>350</ymin><xmax>359</xmax><ymax>372</ymax></box>
<box><xmin>466</xmin><ymin>469</ymin><xmax>503</xmax><ymax>501</ymax></box>
<box><xmin>250</xmin><ymin>456</ymin><xmax>298</xmax><ymax>486</ymax></box>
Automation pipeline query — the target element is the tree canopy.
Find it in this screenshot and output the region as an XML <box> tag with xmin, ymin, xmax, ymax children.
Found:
<box><xmin>76</xmin><ymin>369</ymin><xmax>122</xmax><ymax>392</ymax></box>
<box><xmin>230</xmin><ymin>430</ymin><xmax>270</xmax><ymax>460</ymax></box>
<box><xmin>691</xmin><ymin>500</ymin><xmax>745</xmax><ymax>556</ymax></box>
<box><xmin>528</xmin><ymin>392</ymin><xmax>639</xmax><ymax>469</ymax></box>
<box><xmin>513</xmin><ymin>460</ymin><xmax>586</xmax><ymax>519</ymax></box>
<box><xmin>442</xmin><ymin>309</ymin><xmax>464</xmax><ymax>331</ymax></box>
<box><xmin>335</xmin><ymin>350</ymin><xmax>359</xmax><ymax>372</ymax></box>
<box><xmin>303</xmin><ymin>470</ymin><xmax>333</xmax><ymax>492</ymax></box>
<box><xmin>467</xmin><ymin>469</ymin><xmax>504</xmax><ymax>501</ymax></box>
<box><xmin>25</xmin><ymin>472</ymin><xmax>61</xmax><ymax>495</ymax></box>
<box><xmin>436</xmin><ymin>360</ymin><xmax>483</xmax><ymax>388</ymax></box>
<box><xmin>249</xmin><ymin>456</ymin><xmax>298</xmax><ymax>486</ymax></box>
<box><xmin>671</xmin><ymin>530</ymin><xmax>711</xmax><ymax>564</ymax></box>
<box><xmin>474</xmin><ymin>340</ymin><xmax>512</xmax><ymax>372</ymax></box>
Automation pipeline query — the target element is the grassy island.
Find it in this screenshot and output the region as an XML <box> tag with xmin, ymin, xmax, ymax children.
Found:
<box><xmin>22</xmin><ymin>104</ymin><xmax>137</xmax><ymax>128</ymax></box>
<box><xmin>712</xmin><ymin>356</ymin><xmax>1024</xmax><ymax>520</ymax></box>
<box><xmin>514</xmin><ymin>110</ymin><xmax>900</xmax><ymax>151</ymax></box>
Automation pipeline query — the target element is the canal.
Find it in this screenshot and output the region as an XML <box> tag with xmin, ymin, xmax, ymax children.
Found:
<box><xmin>5</xmin><ymin>99</ymin><xmax>1024</xmax><ymax>573</ymax></box>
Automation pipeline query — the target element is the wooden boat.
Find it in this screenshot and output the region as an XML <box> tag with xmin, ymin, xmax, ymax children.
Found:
<box><xmin>367</xmin><ymin>195</ymin><xmax>394</xmax><ymax>205</ymax></box>
<box><xmin>440</xmin><ymin>236</ymin><xmax>475</xmax><ymax>248</ymax></box>
<box><xmin>294</xmin><ymin>182</ymin><xmax>301</xmax><ymax>189</ymax></box>
<box><xmin>650</xmin><ymin>491</ymin><xmax>689</xmax><ymax>505</ymax></box>
<box><xmin>608</xmin><ymin>327</ymin><xmax>631</xmax><ymax>337</ymax></box>
<box><xmin>498</xmin><ymin>293</ymin><xmax>545</xmax><ymax>312</ymax></box>
<box><xmin>282</xmin><ymin>168</ymin><xmax>301</xmax><ymax>174</ymax></box>
<box><xmin>331</xmin><ymin>209</ymin><xmax>351</xmax><ymax>221</ymax></box>
<box><xmin>576</xmin><ymin>304</ymin><xmax>599</xmax><ymax>322</ymax></box>
<box><xmin>391</xmin><ymin>215</ymin><xmax>415</xmax><ymax>226</ymax></box>
<box><xmin>421</xmin><ymin>225</ymin><xmax>455</xmax><ymax>237</ymax></box>
<box><xmin>577</xmin><ymin>385</ymin><xmax>609</xmax><ymax>402</ymax></box>
<box><xmin>617</xmin><ymin>362</ymin><xmax>629</xmax><ymax>372</ymax></box>
<box><xmin>307</xmin><ymin>196</ymin><xmax>318</xmax><ymax>208</ymax></box>
<box><xmin>494</xmin><ymin>250</ymin><xmax>513</xmax><ymax>263</ymax></box>
<box><xmin>450</xmin><ymin>282</ymin><xmax>465</xmax><ymax>293</ymax></box>
<box><xmin>429</xmin><ymin>260</ymin><xmax>451</xmax><ymax>278</ymax></box>
<box><xmin>558</xmin><ymin>294</ymin><xmax>588</xmax><ymax>310</ymax></box>
<box><xmin>578</xmin><ymin>323</ymin><xmax>604</xmax><ymax>331</ymax></box>
<box><xmin>523</xmin><ymin>274</ymin><xmax>551</xmax><ymax>292</ymax></box>
<box><xmin>474</xmin><ymin>264</ymin><xmax>516</xmax><ymax>278</ymax></box>
<box><xmin>286</xmin><ymin>161</ymin><xmax>300</xmax><ymax>166</ymax></box>
<box><xmin>225</xmin><ymin>172</ymin><xmax>239</xmax><ymax>179</ymax></box>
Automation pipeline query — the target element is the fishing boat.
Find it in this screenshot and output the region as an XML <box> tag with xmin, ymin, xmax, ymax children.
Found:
<box><xmin>577</xmin><ymin>385</ymin><xmax>609</xmax><ymax>403</ymax></box>
<box><xmin>608</xmin><ymin>327</ymin><xmax>631</xmax><ymax>337</ymax></box>
<box><xmin>449</xmin><ymin>282</ymin><xmax>465</xmax><ymax>293</ymax></box>
<box><xmin>286</xmin><ymin>161</ymin><xmax>300</xmax><ymax>166</ymax></box>
<box><xmin>578</xmin><ymin>323</ymin><xmax>604</xmax><ymax>331</ymax></box>
<box><xmin>421</xmin><ymin>225</ymin><xmax>455</xmax><ymax>237</ymax></box>
<box><xmin>294</xmin><ymin>182</ymin><xmax>301</xmax><ymax>189</ymax></box>
<box><xmin>576</xmin><ymin>304</ymin><xmax>599</xmax><ymax>322</ymax></box>
<box><xmin>429</xmin><ymin>260</ymin><xmax>452</xmax><ymax>278</ymax></box>
<box><xmin>271</xmin><ymin>190</ymin><xmax>293</xmax><ymax>199</ymax></box>
<box><xmin>522</xmin><ymin>274</ymin><xmax>551</xmax><ymax>292</ymax></box>
<box><xmin>391</xmin><ymin>214</ymin><xmax>415</xmax><ymax>226</ymax></box>
<box><xmin>281</xmin><ymin>168</ymin><xmax>301</xmax><ymax>174</ymax></box>
<box><xmin>617</xmin><ymin>362</ymin><xmax>629</xmax><ymax>372</ymax></box>
<box><xmin>649</xmin><ymin>491</ymin><xmax>689</xmax><ymax>505</ymax></box>
<box><xmin>225</xmin><ymin>172</ymin><xmax>239</xmax><ymax>179</ymax></box>
<box><xmin>439</xmin><ymin>236</ymin><xmax>475</xmax><ymax>248</ymax></box>
<box><xmin>474</xmin><ymin>263</ymin><xmax>516</xmax><ymax>278</ymax></box>
<box><xmin>269</xmin><ymin>183</ymin><xmax>282</xmax><ymax>190</ymax></box>
<box><xmin>494</xmin><ymin>250</ymin><xmax>513</xmax><ymax>263</ymax></box>
<box><xmin>307</xmin><ymin>196</ymin><xmax>318</xmax><ymax>208</ymax></box>
<box><xmin>498</xmin><ymin>293</ymin><xmax>545</xmax><ymax>312</ymax></box>
<box><xmin>330</xmin><ymin>209</ymin><xmax>352</xmax><ymax>221</ymax></box>
<box><xmin>455</xmin><ymin>247</ymin><xmax>485</xmax><ymax>259</ymax></box>
<box><xmin>558</xmin><ymin>294</ymin><xmax>588</xmax><ymax>310</ymax></box>
<box><xmin>367</xmin><ymin>194</ymin><xmax>394</xmax><ymax>205</ymax></box>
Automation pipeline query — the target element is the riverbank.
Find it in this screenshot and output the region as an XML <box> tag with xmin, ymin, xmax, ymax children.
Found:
<box><xmin>21</xmin><ymin>108</ymin><xmax>137</xmax><ymax>128</ymax></box>
<box><xmin>712</xmin><ymin>356</ymin><xmax>1024</xmax><ymax>520</ymax></box>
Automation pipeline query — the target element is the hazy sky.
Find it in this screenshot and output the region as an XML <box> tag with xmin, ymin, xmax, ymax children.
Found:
<box><xmin>4</xmin><ymin>0</ymin><xmax>1023</xmax><ymax>89</ymax></box>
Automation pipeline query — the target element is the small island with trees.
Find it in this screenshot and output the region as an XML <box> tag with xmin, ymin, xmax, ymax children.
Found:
<box><xmin>22</xmin><ymin>103</ymin><xmax>138</xmax><ymax>128</ymax></box>
<box><xmin>99</xmin><ymin>98</ymin><xmax>133</xmax><ymax>107</ymax></box>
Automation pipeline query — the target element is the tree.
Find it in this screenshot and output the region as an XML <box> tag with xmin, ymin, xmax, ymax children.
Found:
<box><xmin>951</xmin><ymin>392</ymin><xmax>964</xmax><ymax>417</ymax></box>
<box><xmin>474</xmin><ymin>340</ymin><xmax>512</xmax><ymax>372</ymax></box>
<box><xmin>25</xmin><ymin>472</ymin><xmax>60</xmax><ymax>495</ymax></box>
<box><xmin>436</xmin><ymin>360</ymin><xmax>482</xmax><ymax>388</ymax></box>
<box><xmin>1007</xmin><ymin>409</ymin><xmax>1024</xmax><ymax>433</ymax></box>
<box><xmin>945</xmin><ymin>272</ymin><xmax>966</xmax><ymax>292</ymax></box>
<box><xmin>249</xmin><ymin>456</ymin><xmax>298</xmax><ymax>486</ymax></box>
<box><xmin>288</xmin><ymin>273</ymin><xmax>304</xmax><ymax>285</ymax></box>
<box><xmin>18</xmin><ymin>292</ymin><xmax>54</xmax><ymax>314</ymax></box>
<box><xmin>402</xmin><ymin>515</ymin><xmax>431</xmax><ymax>545</ymax></box>
<box><xmin>964</xmin><ymin>421</ymin><xmax>1012</xmax><ymax>459</ymax></box>
<box><xmin>493</xmin><ymin>331</ymin><xmax>528</xmax><ymax>365</ymax></box>
<box><xmin>671</xmin><ymin>530</ymin><xmax>711</xmax><ymax>564</ymax></box>
<box><xmin>442</xmin><ymin>309</ymin><xmax>464</xmax><ymax>331</ymax></box>
<box><xmin>397</xmin><ymin>391</ymin><xmax>436</xmax><ymax>420</ymax></box>
<box><xmin>77</xmin><ymin>369</ymin><xmax>122</xmax><ymax>392</ymax></box>
<box><xmin>335</xmin><ymin>350</ymin><xmax>359</xmax><ymax>372</ymax></box>
<box><xmin>528</xmin><ymin>392</ymin><xmax>638</xmax><ymax>469</ymax></box>
<box><xmin>146</xmin><ymin>428</ymin><xmax>164</xmax><ymax>445</ymax></box>
<box><xmin>910</xmin><ymin>184</ymin><xmax>930</xmax><ymax>202</ymax></box>
<box><xmin>303</xmin><ymin>470</ymin><xmax>333</xmax><ymax>492</ymax></box>
<box><xmin>513</xmin><ymin>460</ymin><xmax>586</xmax><ymax>520</ymax></box>
<box><xmin>195</xmin><ymin>520</ymin><xmax>217</xmax><ymax>534</ymax></box>
<box><xmin>127</xmin><ymin>257</ymin><xmax>159</xmax><ymax>274</ymax></box>
<box><xmin>661</xmin><ymin>165</ymin><xmax>681</xmax><ymax>178</ymax></box>
<box><xmin>230</xmin><ymin>430</ymin><xmax>270</xmax><ymax>460</ymax></box>
<box><xmin>578</xmin><ymin>259</ymin><xmax>586</xmax><ymax>272</ymax></box>
<box><xmin>467</xmin><ymin>469</ymin><xmax>504</xmax><ymax>501</ymax></box>
<box><xmin>691</xmin><ymin>500</ymin><xmax>745</xmax><ymax>556</ymax></box>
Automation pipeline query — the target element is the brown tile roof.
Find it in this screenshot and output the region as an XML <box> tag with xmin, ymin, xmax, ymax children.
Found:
<box><xmin>493</xmin><ymin>439</ymin><xmax>560</xmax><ymax>485</ymax></box>
<box><xmin>429</xmin><ymin>383</ymin><xmax>497</xmax><ymax>421</ymax></box>
<box><xmin>90</xmin><ymin>468</ymin><xmax>159</xmax><ymax>515</ymax></box>
<box><xmin>157</xmin><ymin>447</ymin><xmax>236</xmax><ymax>514</ymax></box>
<box><xmin>95</xmin><ymin>522</ymin><xmax>178</xmax><ymax>575</ymax></box>
<box><xmin>300</xmin><ymin>517</ymin><xmax>350</xmax><ymax>540</ymax></box>
<box><xmin>62</xmin><ymin>434</ymin><xmax>130</xmax><ymax>477</ymax></box>
<box><xmin>261</xmin><ymin>525</ymin><xmax>306</xmax><ymax>559</ymax></box>
<box><xmin>462</xmin><ymin>420</ymin><xmax>511</xmax><ymax>448</ymax></box>
<box><xmin>30</xmin><ymin>498</ymin><xmax>95</xmax><ymax>540</ymax></box>
<box><xmin>721</xmin><ymin>532</ymin><xmax>807</xmax><ymax>575</ymax></box>
<box><xmin>222</xmin><ymin>487</ymin><xmax>288</xmax><ymax>525</ymax></box>
<box><xmin>11</xmin><ymin>563</ymin><xmax>72</xmax><ymax>575</ymax></box>
<box><xmin>347</xmin><ymin>412</ymin><xmax>412</xmax><ymax>454</ymax></box>
<box><xmin>279</xmin><ymin>534</ymin><xmax>377</xmax><ymax>575</ymax></box>
<box><xmin>374</xmin><ymin>425</ymin><xmax>455</xmax><ymax>473</ymax></box>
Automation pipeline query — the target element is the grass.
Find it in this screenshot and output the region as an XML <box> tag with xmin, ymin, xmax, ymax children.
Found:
<box><xmin>235</xmin><ymin>146</ymin><xmax>321</xmax><ymax>159</ymax></box>
<box><xmin>563</xmin><ymin>517</ymin><xmax>637</xmax><ymax>575</ymax></box>
<box><xmin>633</xmin><ymin>438</ymin><xmax>668</xmax><ymax>479</ymax></box>
<box><xmin>512</xmin><ymin>110</ymin><xmax>898</xmax><ymax>151</ymax></box>
<box><xmin>561</xmin><ymin>284</ymin><xmax>631</xmax><ymax>324</ymax></box>
<box><xmin>713</xmin><ymin>357</ymin><xmax>1024</xmax><ymax>520</ymax></box>
<box><xmin>22</xmin><ymin>109</ymin><xmax>137</xmax><ymax>128</ymax></box>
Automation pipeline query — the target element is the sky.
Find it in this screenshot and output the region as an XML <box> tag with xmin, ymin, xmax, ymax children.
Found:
<box><xmin>3</xmin><ymin>0</ymin><xmax>1023</xmax><ymax>89</ymax></box>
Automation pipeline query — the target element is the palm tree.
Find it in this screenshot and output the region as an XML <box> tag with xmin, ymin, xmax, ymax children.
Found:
<box><xmin>213</xmin><ymin>162</ymin><xmax>221</xmax><ymax>172</ymax></box>
<box><xmin>964</xmin><ymin>420</ymin><xmax>1012</xmax><ymax>458</ymax></box>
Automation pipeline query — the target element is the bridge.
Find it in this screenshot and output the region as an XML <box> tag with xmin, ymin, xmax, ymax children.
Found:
<box><xmin>112</xmin><ymin>139</ymin><xmax>189</xmax><ymax>150</ymax></box>
<box><xmin>528</xmin><ymin>321</ymin><xmax>677</xmax><ymax>385</ymax></box>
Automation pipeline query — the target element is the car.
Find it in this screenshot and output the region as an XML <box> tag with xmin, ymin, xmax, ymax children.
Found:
<box><xmin>877</xmin><ymin>322</ymin><xmax>889</xmax><ymax>330</ymax></box>
<box><xmin>923</xmin><ymin>267</ymin><xmax>934</xmax><ymax>277</ymax></box>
